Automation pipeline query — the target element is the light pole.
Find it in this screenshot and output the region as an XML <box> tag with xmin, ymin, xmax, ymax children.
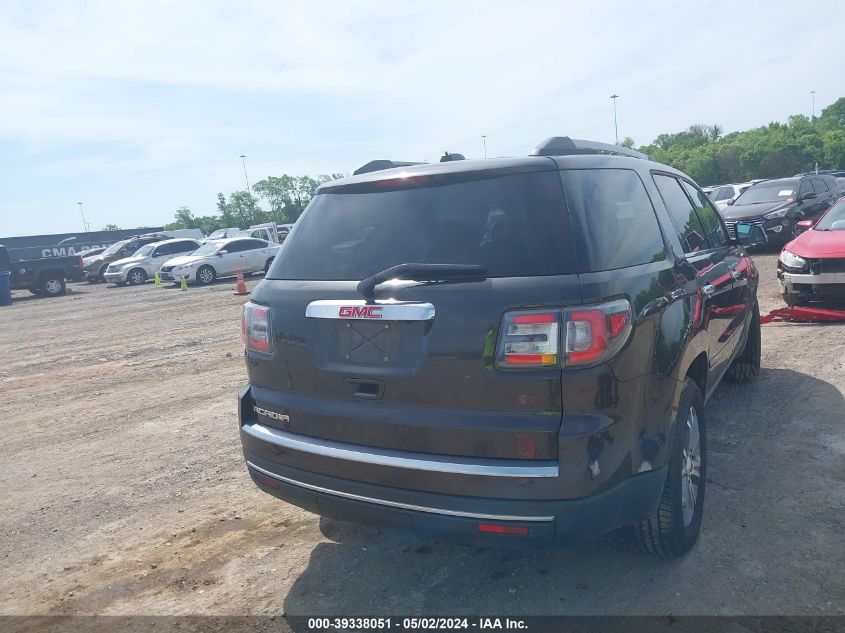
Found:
<box><xmin>810</xmin><ymin>90</ymin><xmax>816</xmax><ymax>121</ymax></box>
<box><xmin>240</xmin><ymin>154</ymin><xmax>250</xmax><ymax>191</ymax></box>
<box><xmin>77</xmin><ymin>202</ymin><xmax>89</xmax><ymax>232</ymax></box>
<box><xmin>481</xmin><ymin>135</ymin><xmax>487</xmax><ymax>158</ymax></box>
<box><xmin>610</xmin><ymin>94</ymin><xmax>619</xmax><ymax>145</ymax></box>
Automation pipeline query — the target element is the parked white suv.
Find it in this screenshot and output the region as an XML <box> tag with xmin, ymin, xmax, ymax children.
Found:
<box><xmin>103</xmin><ymin>238</ymin><xmax>201</xmax><ymax>285</ymax></box>
<box><xmin>708</xmin><ymin>183</ymin><xmax>751</xmax><ymax>211</ymax></box>
<box><xmin>159</xmin><ymin>237</ymin><xmax>280</xmax><ymax>285</ymax></box>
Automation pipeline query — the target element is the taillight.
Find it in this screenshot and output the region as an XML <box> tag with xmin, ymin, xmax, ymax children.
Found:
<box><xmin>495</xmin><ymin>299</ymin><xmax>632</xmax><ymax>369</ymax></box>
<box><xmin>242</xmin><ymin>302</ymin><xmax>273</xmax><ymax>354</ymax></box>
<box><xmin>563</xmin><ymin>299</ymin><xmax>632</xmax><ymax>367</ymax></box>
<box><xmin>496</xmin><ymin>310</ymin><xmax>560</xmax><ymax>368</ymax></box>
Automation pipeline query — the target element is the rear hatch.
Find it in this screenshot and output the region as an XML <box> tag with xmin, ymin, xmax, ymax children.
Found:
<box><xmin>246</xmin><ymin>163</ymin><xmax>582</xmax><ymax>493</ymax></box>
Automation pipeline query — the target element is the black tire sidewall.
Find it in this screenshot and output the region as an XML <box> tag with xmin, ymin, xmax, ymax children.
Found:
<box><xmin>667</xmin><ymin>379</ymin><xmax>707</xmax><ymax>552</ymax></box>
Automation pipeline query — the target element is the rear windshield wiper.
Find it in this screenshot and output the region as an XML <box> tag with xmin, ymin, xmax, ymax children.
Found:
<box><xmin>357</xmin><ymin>263</ymin><xmax>487</xmax><ymax>299</ymax></box>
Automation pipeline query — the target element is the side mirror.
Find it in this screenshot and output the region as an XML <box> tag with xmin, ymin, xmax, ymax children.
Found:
<box><xmin>800</xmin><ymin>192</ymin><xmax>817</xmax><ymax>201</ymax></box>
<box><xmin>726</xmin><ymin>198</ymin><xmax>735</xmax><ymax>206</ymax></box>
<box><xmin>796</xmin><ymin>219</ymin><xmax>813</xmax><ymax>232</ymax></box>
<box><xmin>217</xmin><ymin>250</ymin><xmax>226</xmax><ymax>256</ymax></box>
<box><xmin>735</xmin><ymin>222</ymin><xmax>767</xmax><ymax>247</ymax></box>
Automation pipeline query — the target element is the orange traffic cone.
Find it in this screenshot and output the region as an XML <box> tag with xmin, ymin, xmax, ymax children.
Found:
<box><xmin>234</xmin><ymin>269</ymin><xmax>248</xmax><ymax>295</ymax></box>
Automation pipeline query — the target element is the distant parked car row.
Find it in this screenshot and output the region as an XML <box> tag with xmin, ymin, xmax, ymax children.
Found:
<box><xmin>711</xmin><ymin>173</ymin><xmax>844</xmax><ymax>245</ymax></box>
<box><xmin>99</xmin><ymin>236</ymin><xmax>282</xmax><ymax>287</ymax></box>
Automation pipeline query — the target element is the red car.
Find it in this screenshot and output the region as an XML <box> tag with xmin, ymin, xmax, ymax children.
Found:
<box><xmin>778</xmin><ymin>195</ymin><xmax>845</xmax><ymax>305</ymax></box>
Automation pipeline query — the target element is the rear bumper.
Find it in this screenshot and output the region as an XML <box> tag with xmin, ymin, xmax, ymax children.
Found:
<box><xmin>243</xmin><ymin>449</ymin><xmax>665</xmax><ymax>545</ymax></box>
<box><xmin>239</xmin><ymin>367</ymin><xmax>667</xmax><ymax>546</ymax></box>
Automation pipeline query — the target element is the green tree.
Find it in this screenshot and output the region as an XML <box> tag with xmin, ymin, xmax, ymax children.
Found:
<box><xmin>252</xmin><ymin>174</ymin><xmax>342</xmax><ymax>223</ymax></box>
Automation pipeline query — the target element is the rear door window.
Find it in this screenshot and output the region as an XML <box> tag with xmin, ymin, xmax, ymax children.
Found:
<box><xmin>653</xmin><ymin>174</ymin><xmax>709</xmax><ymax>253</ymax></box>
<box><xmin>560</xmin><ymin>168</ymin><xmax>666</xmax><ymax>271</ymax></box>
<box><xmin>812</xmin><ymin>178</ymin><xmax>828</xmax><ymax>194</ymax></box>
<box><xmin>171</xmin><ymin>240</ymin><xmax>198</xmax><ymax>254</ymax></box>
<box><xmin>152</xmin><ymin>243</ymin><xmax>174</xmax><ymax>257</ymax></box>
<box><xmin>272</xmin><ymin>171</ymin><xmax>574</xmax><ymax>280</ymax></box>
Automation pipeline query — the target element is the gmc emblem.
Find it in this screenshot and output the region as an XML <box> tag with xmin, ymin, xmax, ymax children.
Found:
<box><xmin>338</xmin><ymin>305</ymin><xmax>383</xmax><ymax>319</ymax></box>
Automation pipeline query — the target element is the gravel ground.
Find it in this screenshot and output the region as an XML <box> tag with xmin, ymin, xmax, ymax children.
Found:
<box><xmin>0</xmin><ymin>254</ymin><xmax>843</xmax><ymax>617</ymax></box>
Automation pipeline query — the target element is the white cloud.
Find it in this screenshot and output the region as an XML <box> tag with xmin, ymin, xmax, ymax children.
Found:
<box><xmin>0</xmin><ymin>0</ymin><xmax>844</xmax><ymax>234</ymax></box>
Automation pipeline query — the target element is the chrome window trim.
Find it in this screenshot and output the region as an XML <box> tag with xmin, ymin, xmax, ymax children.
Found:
<box><xmin>305</xmin><ymin>299</ymin><xmax>435</xmax><ymax>321</ymax></box>
<box><xmin>246</xmin><ymin>460</ymin><xmax>554</xmax><ymax>523</ymax></box>
<box><xmin>242</xmin><ymin>422</ymin><xmax>558</xmax><ymax>478</ymax></box>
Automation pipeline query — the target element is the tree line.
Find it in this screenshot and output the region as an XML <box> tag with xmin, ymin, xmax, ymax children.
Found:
<box><xmin>628</xmin><ymin>97</ymin><xmax>845</xmax><ymax>186</ymax></box>
<box><xmin>165</xmin><ymin>174</ymin><xmax>341</xmax><ymax>233</ymax></box>
<box><xmin>165</xmin><ymin>97</ymin><xmax>845</xmax><ymax>232</ymax></box>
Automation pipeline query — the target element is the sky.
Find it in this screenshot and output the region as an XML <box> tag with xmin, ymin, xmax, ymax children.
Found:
<box><xmin>1</xmin><ymin>0</ymin><xmax>844</xmax><ymax>237</ymax></box>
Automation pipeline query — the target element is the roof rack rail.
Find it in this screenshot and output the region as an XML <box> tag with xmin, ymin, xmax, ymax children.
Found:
<box><xmin>353</xmin><ymin>160</ymin><xmax>425</xmax><ymax>175</ymax></box>
<box><xmin>530</xmin><ymin>136</ymin><xmax>650</xmax><ymax>160</ymax></box>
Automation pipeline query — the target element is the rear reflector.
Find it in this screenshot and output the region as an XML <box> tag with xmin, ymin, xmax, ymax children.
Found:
<box><xmin>250</xmin><ymin>471</ymin><xmax>279</xmax><ymax>489</ymax></box>
<box><xmin>477</xmin><ymin>524</ymin><xmax>529</xmax><ymax>536</ymax></box>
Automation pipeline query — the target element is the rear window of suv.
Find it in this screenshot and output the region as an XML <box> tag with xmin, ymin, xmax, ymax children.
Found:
<box><xmin>271</xmin><ymin>171</ymin><xmax>576</xmax><ymax>280</ymax></box>
<box><xmin>560</xmin><ymin>169</ymin><xmax>666</xmax><ymax>271</ymax></box>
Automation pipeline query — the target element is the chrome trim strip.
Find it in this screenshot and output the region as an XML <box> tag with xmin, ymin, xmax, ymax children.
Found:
<box><xmin>305</xmin><ymin>299</ymin><xmax>435</xmax><ymax>321</ymax></box>
<box><xmin>246</xmin><ymin>460</ymin><xmax>555</xmax><ymax>523</ymax></box>
<box><xmin>781</xmin><ymin>272</ymin><xmax>845</xmax><ymax>284</ymax></box>
<box><xmin>242</xmin><ymin>422</ymin><xmax>558</xmax><ymax>478</ymax></box>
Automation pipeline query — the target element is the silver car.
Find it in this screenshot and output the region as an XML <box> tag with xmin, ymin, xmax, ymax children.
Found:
<box><xmin>159</xmin><ymin>237</ymin><xmax>280</xmax><ymax>285</ymax></box>
<box><xmin>103</xmin><ymin>238</ymin><xmax>201</xmax><ymax>285</ymax></box>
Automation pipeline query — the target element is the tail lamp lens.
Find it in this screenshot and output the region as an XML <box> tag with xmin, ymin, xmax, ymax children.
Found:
<box><xmin>243</xmin><ymin>302</ymin><xmax>273</xmax><ymax>354</ymax></box>
<box><xmin>496</xmin><ymin>311</ymin><xmax>560</xmax><ymax>367</ymax></box>
<box><xmin>496</xmin><ymin>299</ymin><xmax>632</xmax><ymax>369</ymax></box>
<box><xmin>564</xmin><ymin>299</ymin><xmax>632</xmax><ymax>367</ymax></box>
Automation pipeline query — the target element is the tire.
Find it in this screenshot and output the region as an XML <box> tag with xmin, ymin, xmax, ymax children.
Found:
<box><xmin>782</xmin><ymin>293</ymin><xmax>807</xmax><ymax>307</ymax></box>
<box><xmin>98</xmin><ymin>264</ymin><xmax>109</xmax><ymax>282</ymax></box>
<box><xmin>787</xmin><ymin>219</ymin><xmax>803</xmax><ymax>242</ymax></box>
<box><xmin>29</xmin><ymin>288</ymin><xmax>42</xmax><ymax>295</ymax></box>
<box><xmin>196</xmin><ymin>265</ymin><xmax>216</xmax><ymax>285</ymax></box>
<box><xmin>40</xmin><ymin>275</ymin><xmax>66</xmax><ymax>297</ymax></box>
<box><xmin>127</xmin><ymin>268</ymin><xmax>147</xmax><ymax>286</ymax></box>
<box><xmin>725</xmin><ymin>301</ymin><xmax>761</xmax><ymax>383</ymax></box>
<box><xmin>633</xmin><ymin>378</ymin><xmax>706</xmax><ymax>558</ymax></box>
<box><xmin>264</xmin><ymin>257</ymin><xmax>274</xmax><ymax>274</ymax></box>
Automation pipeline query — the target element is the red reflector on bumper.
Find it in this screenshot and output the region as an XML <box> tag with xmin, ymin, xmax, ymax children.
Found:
<box><xmin>251</xmin><ymin>471</ymin><xmax>279</xmax><ymax>489</ymax></box>
<box><xmin>477</xmin><ymin>523</ymin><xmax>529</xmax><ymax>536</ymax></box>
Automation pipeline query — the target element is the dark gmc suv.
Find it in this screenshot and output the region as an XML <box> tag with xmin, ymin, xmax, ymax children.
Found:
<box><xmin>238</xmin><ymin>138</ymin><xmax>766</xmax><ymax>557</ymax></box>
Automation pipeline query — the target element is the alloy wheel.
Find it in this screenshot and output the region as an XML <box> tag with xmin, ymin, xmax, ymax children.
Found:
<box><xmin>44</xmin><ymin>279</ymin><xmax>62</xmax><ymax>295</ymax></box>
<box><xmin>680</xmin><ymin>406</ymin><xmax>702</xmax><ymax>527</ymax></box>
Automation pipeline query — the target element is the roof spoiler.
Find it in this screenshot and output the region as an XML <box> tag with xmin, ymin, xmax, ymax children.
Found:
<box><xmin>353</xmin><ymin>160</ymin><xmax>425</xmax><ymax>175</ymax></box>
<box><xmin>530</xmin><ymin>137</ymin><xmax>650</xmax><ymax>160</ymax></box>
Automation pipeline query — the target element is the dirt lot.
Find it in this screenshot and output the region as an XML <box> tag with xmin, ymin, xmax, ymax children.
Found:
<box><xmin>1</xmin><ymin>254</ymin><xmax>844</xmax><ymax>618</ymax></box>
